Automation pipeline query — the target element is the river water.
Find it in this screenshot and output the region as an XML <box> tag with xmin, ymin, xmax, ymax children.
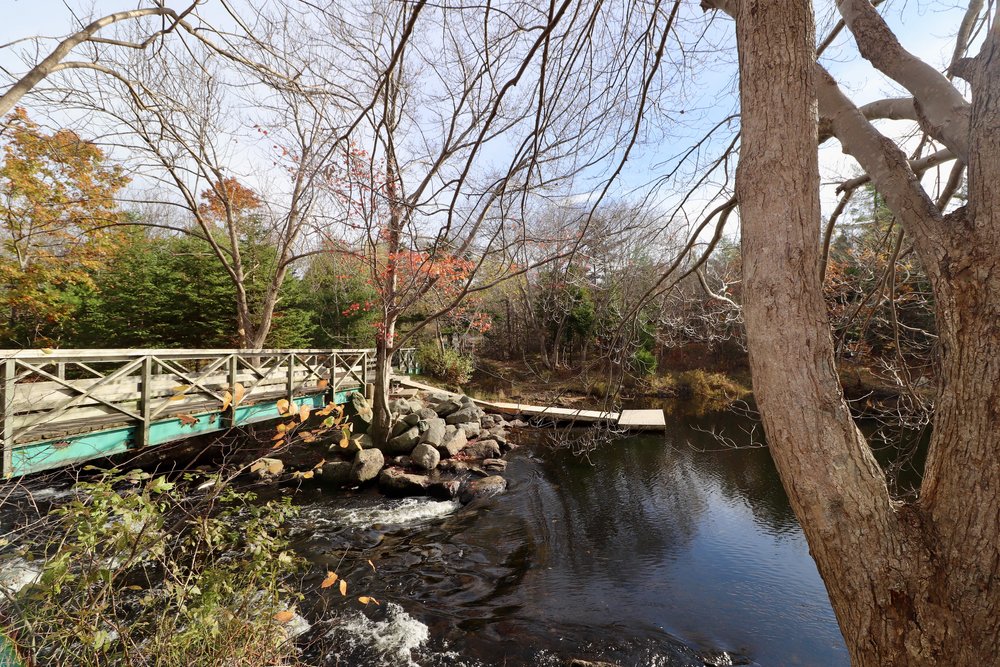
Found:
<box><xmin>283</xmin><ymin>411</ymin><xmax>850</xmax><ymax>667</ymax></box>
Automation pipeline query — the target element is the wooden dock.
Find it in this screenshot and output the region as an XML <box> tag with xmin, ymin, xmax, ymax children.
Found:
<box><xmin>395</xmin><ymin>378</ymin><xmax>666</xmax><ymax>430</ymax></box>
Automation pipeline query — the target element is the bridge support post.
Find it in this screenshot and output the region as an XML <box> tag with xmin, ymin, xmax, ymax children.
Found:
<box><xmin>222</xmin><ymin>354</ymin><xmax>237</xmax><ymax>429</ymax></box>
<box><xmin>136</xmin><ymin>356</ymin><xmax>152</xmax><ymax>449</ymax></box>
<box><xmin>2</xmin><ymin>359</ymin><xmax>14</xmax><ymax>477</ymax></box>
<box><xmin>286</xmin><ymin>354</ymin><xmax>295</xmax><ymax>405</ymax></box>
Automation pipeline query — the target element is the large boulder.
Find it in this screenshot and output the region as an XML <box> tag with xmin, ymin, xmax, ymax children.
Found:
<box><xmin>0</xmin><ymin>557</ymin><xmax>41</xmax><ymax>596</ymax></box>
<box><xmin>411</xmin><ymin>443</ymin><xmax>441</xmax><ymax>471</ymax></box>
<box><xmin>415</xmin><ymin>407</ymin><xmax>438</xmax><ymax>421</ymax></box>
<box><xmin>438</xmin><ymin>429</ymin><xmax>468</xmax><ymax>458</ymax></box>
<box><xmin>378</xmin><ymin>467</ymin><xmax>430</xmax><ymax>496</ymax></box>
<box><xmin>428</xmin><ymin>478</ymin><xmax>461</xmax><ymax>500</ymax></box>
<box><xmin>419</xmin><ymin>417</ymin><xmax>447</xmax><ymax>447</ymax></box>
<box><xmin>462</xmin><ymin>438</ymin><xmax>501</xmax><ymax>460</ymax></box>
<box><xmin>320</xmin><ymin>460</ymin><xmax>353</xmax><ymax>486</ymax></box>
<box><xmin>459</xmin><ymin>421</ymin><xmax>481</xmax><ymax>439</ymax></box>
<box><xmin>389</xmin><ymin>398</ymin><xmax>414</xmax><ymax>415</ymax></box>
<box><xmin>459</xmin><ymin>475</ymin><xmax>508</xmax><ymax>504</ymax></box>
<box><xmin>350</xmin><ymin>391</ymin><xmax>370</xmax><ymax>413</ymax></box>
<box><xmin>482</xmin><ymin>458</ymin><xmax>507</xmax><ymax>472</ymax></box>
<box><xmin>433</xmin><ymin>397</ymin><xmax>463</xmax><ymax>418</ymax></box>
<box><xmin>445</xmin><ymin>406</ymin><xmax>480</xmax><ymax>425</ymax></box>
<box><xmin>385</xmin><ymin>426</ymin><xmax>421</xmax><ymax>454</ymax></box>
<box><xmin>352</xmin><ymin>448</ymin><xmax>384</xmax><ymax>483</ymax></box>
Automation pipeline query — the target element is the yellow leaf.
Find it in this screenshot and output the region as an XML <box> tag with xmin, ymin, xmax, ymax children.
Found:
<box><xmin>317</xmin><ymin>378</ymin><xmax>329</xmax><ymax>389</ymax></box>
<box><xmin>221</xmin><ymin>391</ymin><xmax>232</xmax><ymax>412</ymax></box>
<box><xmin>274</xmin><ymin>610</ymin><xmax>295</xmax><ymax>624</ymax></box>
<box><xmin>233</xmin><ymin>382</ymin><xmax>246</xmax><ymax>405</ymax></box>
<box><xmin>168</xmin><ymin>394</ymin><xmax>187</xmax><ymax>401</ymax></box>
<box><xmin>272</xmin><ymin>431</ymin><xmax>286</xmax><ymax>441</ymax></box>
<box><xmin>301</xmin><ymin>470</ymin><xmax>314</xmax><ymax>479</ymax></box>
<box><xmin>277</xmin><ymin>398</ymin><xmax>290</xmax><ymax>415</ymax></box>
<box><xmin>320</xmin><ymin>572</ymin><xmax>338</xmax><ymax>589</ymax></box>
<box><xmin>276</xmin><ymin>423</ymin><xmax>288</xmax><ymax>433</ymax></box>
<box><xmin>172</xmin><ymin>385</ymin><xmax>190</xmax><ymax>393</ymax></box>
<box><xmin>299</xmin><ymin>404</ymin><xmax>311</xmax><ymax>423</ymax></box>
<box><xmin>358</xmin><ymin>596</ymin><xmax>379</xmax><ymax>606</ymax></box>
<box><xmin>339</xmin><ymin>579</ymin><xmax>347</xmax><ymax>596</ymax></box>
<box><xmin>367</xmin><ymin>559</ymin><xmax>376</xmax><ymax>572</ymax></box>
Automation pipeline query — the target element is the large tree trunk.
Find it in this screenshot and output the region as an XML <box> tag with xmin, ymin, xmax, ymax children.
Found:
<box><xmin>731</xmin><ymin>1</ymin><xmax>953</xmax><ymax>665</ymax></box>
<box><xmin>370</xmin><ymin>315</ymin><xmax>397</xmax><ymax>447</ymax></box>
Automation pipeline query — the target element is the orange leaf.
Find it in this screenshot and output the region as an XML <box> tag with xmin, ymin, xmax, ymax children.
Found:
<box><xmin>178</xmin><ymin>414</ymin><xmax>198</xmax><ymax>426</ymax></box>
<box><xmin>320</xmin><ymin>572</ymin><xmax>338</xmax><ymax>589</ymax></box>
<box><xmin>272</xmin><ymin>431</ymin><xmax>286</xmax><ymax>441</ymax></box>
<box><xmin>317</xmin><ymin>378</ymin><xmax>329</xmax><ymax>389</ymax></box>
<box><xmin>274</xmin><ymin>610</ymin><xmax>295</xmax><ymax>623</ymax></box>
<box><xmin>233</xmin><ymin>382</ymin><xmax>246</xmax><ymax>405</ymax></box>
<box><xmin>271</xmin><ymin>439</ymin><xmax>285</xmax><ymax>449</ymax></box>
<box><xmin>221</xmin><ymin>391</ymin><xmax>232</xmax><ymax>412</ymax></box>
<box><xmin>301</xmin><ymin>470</ymin><xmax>314</xmax><ymax>479</ymax></box>
<box><xmin>276</xmin><ymin>398</ymin><xmax>290</xmax><ymax>415</ymax></box>
<box><xmin>358</xmin><ymin>596</ymin><xmax>379</xmax><ymax>606</ymax></box>
<box><xmin>299</xmin><ymin>404</ymin><xmax>311</xmax><ymax>423</ymax></box>
<box><xmin>339</xmin><ymin>579</ymin><xmax>347</xmax><ymax>596</ymax></box>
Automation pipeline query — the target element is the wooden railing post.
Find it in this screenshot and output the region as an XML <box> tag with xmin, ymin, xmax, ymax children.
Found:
<box><xmin>287</xmin><ymin>353</ymin><xmax>295</xmax><ymax>404</ymax></box>
<box><xmin>2</xmin><ymin>359</ymin><xmax>15</xmax><ymax>477</ymax></box>
<box><xmin>136</xmin><ymin>356</ymin><xmax>153</xmax><ymax>449</ymax></box>
<box><xmin>223</xmin><ymin>354</ymin><xmax>238</xmax><ymax>428</ymax></box>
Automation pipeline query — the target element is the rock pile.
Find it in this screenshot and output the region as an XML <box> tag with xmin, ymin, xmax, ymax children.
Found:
<box><xmin>307</xmin><ymin>390</ymin><xmax>518</xmax><ymax>504</ymax></box>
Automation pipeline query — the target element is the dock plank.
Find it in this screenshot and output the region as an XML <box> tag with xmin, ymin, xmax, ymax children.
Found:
<box><xmin>618</xmin><ymin>409</ymin><xmax>666</xmax><ymax>430</ymax></box>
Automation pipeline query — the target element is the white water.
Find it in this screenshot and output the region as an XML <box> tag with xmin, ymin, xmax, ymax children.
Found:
<box><xmin>327</xmin><ymin>602</ymin><xmax>430</xmax><ymax>666</ymax></box>
<box><xmin>293</xmin><ymin>497</ymin><xmax>460</xmax><ymax>534</ymax></box>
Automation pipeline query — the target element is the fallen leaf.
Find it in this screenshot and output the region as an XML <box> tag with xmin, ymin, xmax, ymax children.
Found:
<box><xmin>274</xmin><ymin>610</ymin><xmax>295</xmax><ymax>624</ymax></box>
<box><xmin>339</xmin><ymin>579</ymin><xmax>347</xmax><ymax>596</ymax></box>
<box><xmin>358</xmin><ymin>596</ymin><xmax>379</xmax><ymax>606</ymax></box>
<box><xmin>178</xmin><ymin>414</ymin><xmax>198</xmax><ymax>426</ymax></box>
<box><xmin>320</xmin><ymin>572</ymin><xmax>338</xmax><ymax>589</ymax></box>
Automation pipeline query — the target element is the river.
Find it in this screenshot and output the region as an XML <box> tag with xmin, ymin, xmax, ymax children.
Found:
<box><xmin>281</xmin><ymin>410</ymin><xmax>850</xmax><ymax>667</ymax></box>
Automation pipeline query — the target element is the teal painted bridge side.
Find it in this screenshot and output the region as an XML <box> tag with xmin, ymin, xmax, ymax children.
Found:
<box><xmin>7</xmin><ymin>389</ymin><xmax>355</xmax><ymax>478</ymax></box>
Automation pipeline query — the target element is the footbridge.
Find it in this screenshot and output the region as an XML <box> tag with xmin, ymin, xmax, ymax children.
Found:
<box><xmin>0</xmin><ymin>347</ymin><xmax>418</xmax><ymax>478</ymax></box>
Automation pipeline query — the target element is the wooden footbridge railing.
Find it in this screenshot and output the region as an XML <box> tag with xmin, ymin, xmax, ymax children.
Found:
<box><xmin>1</xmin><ymin>348</ymin><xmax>419</xmax><ymax>478</ymax></box>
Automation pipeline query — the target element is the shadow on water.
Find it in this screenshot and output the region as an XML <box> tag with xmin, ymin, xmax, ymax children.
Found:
<box><xmin>278</xmin><ymin>408</ymin><xmax>850</xmax><ymax>667</ymax></box>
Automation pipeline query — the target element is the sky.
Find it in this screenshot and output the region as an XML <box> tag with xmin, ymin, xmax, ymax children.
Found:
<box><xmin>0</xmin><ymin>0</ymin><xmax>981</xmax><ymax>249</ymax></box>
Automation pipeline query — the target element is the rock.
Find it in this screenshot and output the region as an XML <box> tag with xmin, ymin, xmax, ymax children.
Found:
<box><xmin>438</xmin><ymin>429</ymin><xmax>468</xmax><ymax>458</ymax></box>
<box><xmin>354</xmin><ymin>433</ymin><xmax>376</xmax><ymax>449</ymax></box>
<box><xmin>567</xmin><ymin>660</ymin><xmax>621</xmax><ymax>667</ymax></box>
<box><xmin>438</xmin><ymin>459</ymin><xmax>470</xmax><ymax>473</ymax></box>
<box><xmin>378</xmin><ymin>467</ymin><xmax>430</xmax><ymax>496</ymax></box>
<box><xmin>459</xmin><ymin>475</ymin><xmax>508</xmax><ymax>504</ymax></box>
<box><xmin>386</xmin><ymin>426</ymin><xmax>421</xmax><ymax>454</ymax></box>
<box><xmin>699</xmin><ymin>650</ymin><xmax>754</xmax><ymax>666</ymax></box>
<box><xmin>419</xmin><ymin>417</ymin><xmax>447</xmax><ymax>447</ymax></box>
<box><xmin>279</xmin><ymin>612</ymin><xmax>312</xmax><ymax>640</ymax></box>
<box><xmin>350</xmin><ymin>391</ymin><xmax>370</xmax><ymax>413</ymax></box>
<box><xmin>391</xmin><ymin>455</ymin><xmax>414</xmax><ymax>467</ymax></box>
<box><xmin>509</xmin><ymin>419</ymin><xmax>529</xmax><ymax>428</ymax></box>
<box><xmin>352</xmin><ymin>448</ymin><xmax>384</xmax><ymax>483</ymax></box>
<box><xmin>353</xmin><ymin>407</ymin><xmax>373</xmax><ymax>426</ymax></box>
<box><xmin>445</xmin><ymin>406</ymin><xmax>480</xmax><ymax>425</ymax></box>
<box><xmin>462</xmin><ymin>439</ymin><xmax>501</xmax><ymax>459</ymax></box>
<box><xmin>250</xmin><ymin>457</ymin><xmax>284</xmax><ymax>479</ymax></box>
<box><xmin>481</xmin><ymin>415</ymin><xmax>496</xmax><ymax>429</ymax></box>
<box><xmin>482</xmin><ymin>458</ymin><xmax>507</xmax><ymax>472</ymax></box>
<box><xmin>459</xmin><ymin>421</ymin><xmax>481</xmax><ymax>438</ymax></box>
<box><xmin>320</xmin><ymin>460</ymin><xmax>353</xmax><ymax>486</ymax></box>
<box><xmin>489</xmin><ymin>424</ymin><xmax>505</xmax><ymax>437</ymax></box>
<box><xmin>389</xmin><ymin>398</ymin><xmax>413</xmax><ymax>415</ymax></box>
<box><xmin>415</xmin><ymin>407</ymin><xmax>438</xmax><ymax>421</ymax></box>
<box><xmin>427</xmin><ymin>478</ymin><xmax>461</xmax><ymax>500</ymax></box>
<box><xmin>411</xmin><ymin>443</ymin><xmax>441</xmax><ymax>471</ymax></box>
<box><xmin>433</xmin><ymin>397</ymin><xmax>463</xmax><ymax>417</ymax></box>
<box><xmin>0</xmin><ymin>557</ymin><xmax>41</xmax><ymax>596</ymax></box>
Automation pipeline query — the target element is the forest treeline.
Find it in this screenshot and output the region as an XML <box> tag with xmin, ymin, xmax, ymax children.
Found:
<box><xmin>2</xmin><ymin>107</ymin><xmax>935</xmax><ymax>399</ymax></box>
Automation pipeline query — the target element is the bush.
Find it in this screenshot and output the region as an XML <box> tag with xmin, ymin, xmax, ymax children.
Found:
<box><xmin>416</xmin><ymin>342</ymin><xmax>475</xmax><ymax>386</ymax></box>
<box><xmin>675</xmin><ymin>369</ymin><xmax>750</xmax><ymax>412</ymax></box>
<box><xmin>630</xmin><ymin>347</ymin><xmax>658</xmax><ymax>377</ymax></box>
<box><xmin>1</xmin><ymin>470</ymin><xmax>304</xmax><ymax>667</ymax></box>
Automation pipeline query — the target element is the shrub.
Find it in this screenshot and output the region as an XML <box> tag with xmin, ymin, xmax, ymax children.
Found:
<box><xmin>630</xmin><ymin>347</ymin><xmax>658</xmax><ymax>377</ymax></box>
<box><xmin>416</xmin><ymin>342</ymin><xmax>475</xmax><ymax>386</ymax></box>
<box><xmin>1</xmin><ymin>470</ymin><xmax>304</xmax><ymax>667</ymax></box>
